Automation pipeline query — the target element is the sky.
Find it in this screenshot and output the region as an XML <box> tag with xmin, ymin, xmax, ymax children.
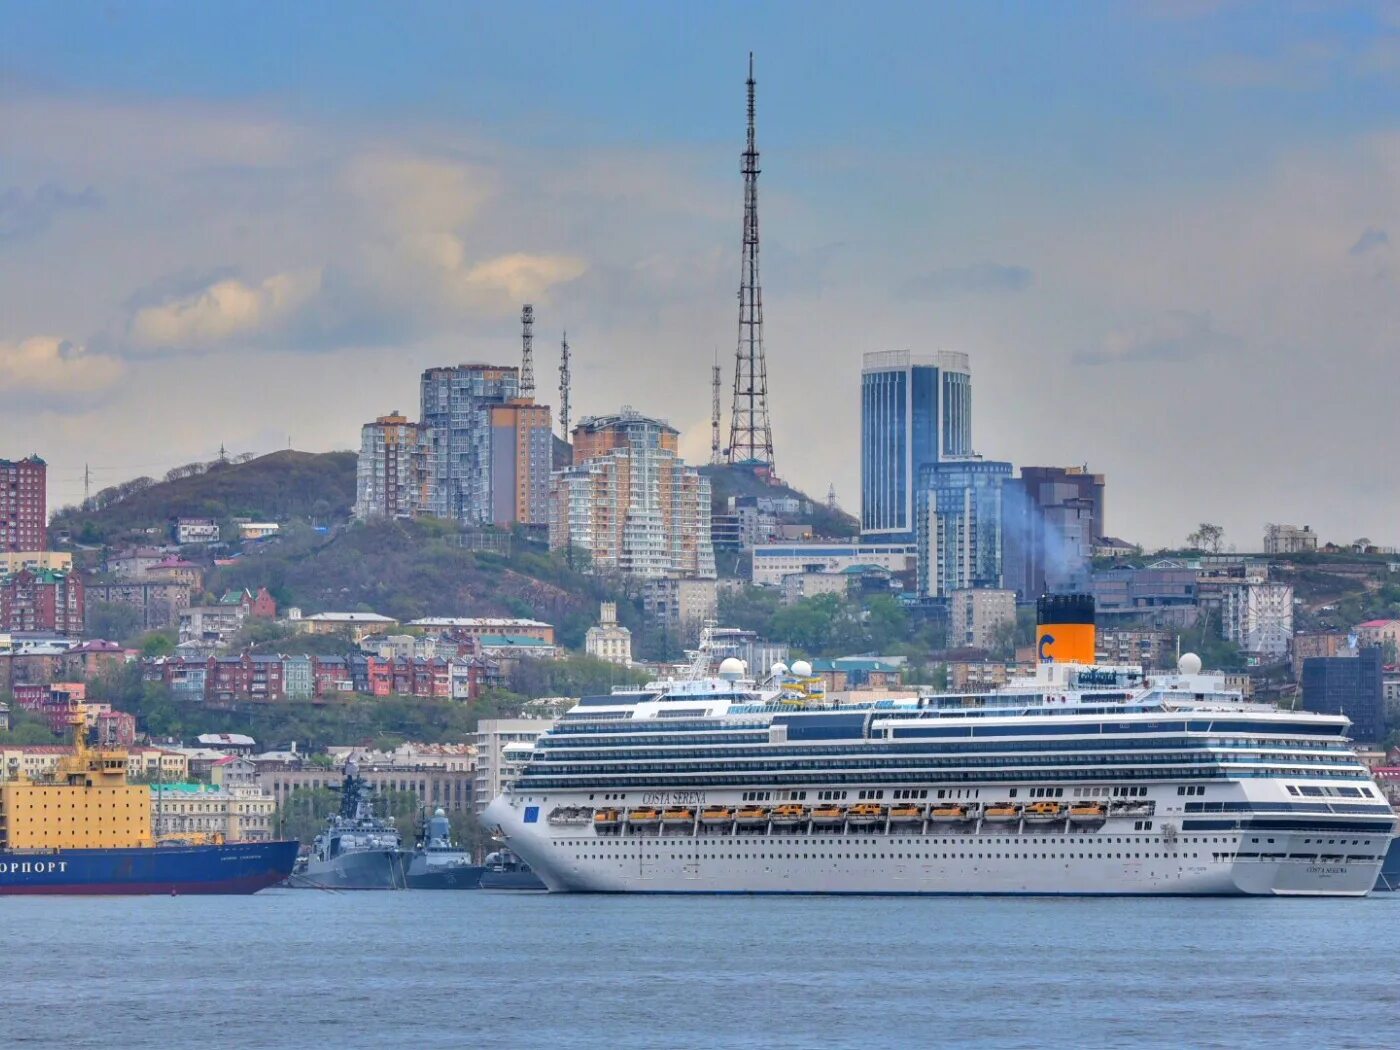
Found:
<box><xmin>4</xmin><ymin>1</ymin><xmax>1400</xmax><ymax>548</ymax></box>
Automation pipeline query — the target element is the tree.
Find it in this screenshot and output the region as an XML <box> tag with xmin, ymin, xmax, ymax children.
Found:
<box><xmin>1187</xmin><ymin>523</ymin><xmax>1224</xmax><ymax>554</ymax></box>
<box><xmin>86</xmin><ymin>602</ymin><xmax>144</xmax><ymax>644</ymax></box>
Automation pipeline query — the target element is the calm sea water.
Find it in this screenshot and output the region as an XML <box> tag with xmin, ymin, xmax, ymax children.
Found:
<box><xmin>3</xmin><ymin>890</ymin><xmax>1398</xmax><ymax>1049</ymax></box>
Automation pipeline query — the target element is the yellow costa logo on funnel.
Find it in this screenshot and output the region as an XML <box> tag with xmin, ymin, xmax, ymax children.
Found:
<box><xmin>1037</xmin><ymin>623</ymin><xmax>1095</xmax><ymax>664</ymax></box>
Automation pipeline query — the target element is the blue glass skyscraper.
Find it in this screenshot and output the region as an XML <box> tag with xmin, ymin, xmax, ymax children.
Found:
<box><xmin>916</xmin><ymin>457</ymin><xmax>1012</xmax><ymax>598</ymax></box>
<box><xmin>861</xmin><ymin>351</ymin><xmax>971</xmax><ymax>542</ymax></box>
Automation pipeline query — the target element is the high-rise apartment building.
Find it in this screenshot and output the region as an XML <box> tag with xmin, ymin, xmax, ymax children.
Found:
<box><xmin>419</xmin><ymin>364</ymin><xmax>521</xmax><ymax>524</ymax></box>
<box><xmin>354</xmin><ymin>413</ymin><xmax>427</xmax><ymax>520</ymax></box>
<box><xmin>1219</xmin><ymin>579</ymin><xmax>1293</xmax><ymax>661</ymax></box>
<box><xmin>916</xmin><ymin>458</ymin><xmax>1012</xmax><ymax>598</ymax></box>
<box><xmin>549</xmin><ymin>409</ymin><xmax>716</xmax><ymax>580</ymax></box>
<box><xmin>488</xmin><ymin>401</ymin><xmax>553</xmax><ymax>528</ymax></box>
<box><xmin>356</xmin><ymin>365</ymin><xmax>552</xmax><ymax>528</ymax></box>
<box><xmin>0</xmin><ymin>456</ymin><xmax>47</xmax><ymax>552</ymax></box>
<box><xmin>1002</xmin><ymin>466</ymin><xmax>1105</xmax><ymax>600</ymax></box>
<box><xmin>860</xmin><ymin>351</ymin><xmax>971</xmax><ymax>541</ymax></box>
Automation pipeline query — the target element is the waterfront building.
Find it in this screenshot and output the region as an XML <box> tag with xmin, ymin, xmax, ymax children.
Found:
<box><xmin>257</xmin><ymin>764</ymin><xmax>475</xmax><ymax>815</ymax></box>
<box><xmin>750</xmin><ymin>541</ymin><xmax>917</xmax><ymax>587</ymax></box>
<box><xmin>472</xmin><ymin>718</ymin><xmax>557</xmax><ymax>815</ymax></box>
<box><xmin>1302</xmin><ymin>646</ymin><xmax>1385</xmax><ymax>742</ymax></box>
<box><xmin>1002</xmin><ymin>466</ymin><xmax>1104</xmax><ymax>600</ymax></box>
<box><xmin>915</xmin><ymin>458</ymin><xmax>1013</xmax><ymax>598</ymax></box>
<box><xmin>1263</xmin><ymin>524</ymin><xmax>1318</xmax><ymax>555</ymax></box>
<box><xmin>0</xmin><ymin>568</ymin><xmax>83</xmax><ymax>636</ymax></box>
<box><xmin>0</xmin><ymin>745</ymin><xmax>187</xmax><ymax>783</ymax></box>
<box><xmin>948</xmin><ymin>587</ymin><xmax>1016</xmax><ymax>650</ymax></box>
<box><xmin>150</xmin><ymin>781</ymin><xmax>277</xmax><ymax>842</ymax></box>
<box><xmin>549</xmin><ymin>409</ymin><xmax>715</xmax><ymax>580</ymax></box>
<box><xmin>0</xmin><ymin>456</ymin><xmax>46</xmax><ymax>553</ymax></box>
<box><xmin>1218</xmin><ymin>580</ymin><xmax>1293</xmax><ymax>662</ymax></box>
<box><xmin>860</xmin><ymin>351</ymin><xmax>972</xmax><ymax>541</ymax></box>
<box><xmin>585</xmin><ymin>602</ymin><xmax>632</xmax><ymax>666</ymax></box>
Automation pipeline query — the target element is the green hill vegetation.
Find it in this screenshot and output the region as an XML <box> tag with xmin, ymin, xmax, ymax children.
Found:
<box><xmin>51</xmin><ymin>450</ymin><xmax>356</xmax><ymax>545</ymax></box>
<box><xmin>701</xmin><ymin>464</ymin><xmax>858</xmax><ymax>539</ymax></box>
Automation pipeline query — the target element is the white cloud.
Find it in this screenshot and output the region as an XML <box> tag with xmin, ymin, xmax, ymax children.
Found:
<box><xmin>127</xmin><ymin>269</ymin><xmax>323</xmax><ymax>350</ymax></box>
<box><xmin>0</xmin><ymin>336</ymin><xmax>124</xmax><ymax>405</ymax></box>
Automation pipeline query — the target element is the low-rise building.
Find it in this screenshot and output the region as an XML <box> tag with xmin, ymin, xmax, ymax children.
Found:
<box><xmin>948</xmin><ymin>588</ymin><xmax>1016</xmax><ymax>651</ymax></box>
<box><xmin>405</xmin><ymin>617</ymin><xmax>555</xmax><ymax>644</ymax></box>
<box><xmin>178</xmin><ymin>604</ymin><xmax>247</xmax><ymax>650</ymax></box>
<box><xmin>294</xmin><ymin>611</ymin><xmax>398</xmax><ymax>641</ymax></box>
<box><xmin>1096</xmin><ymin>628</ymin><xmax>1176</xmax><ymax>670</ymax></box>
<box><xmin>1355</xmin><ymin>619</ymin><xmax>1400</xmax><ymax>657</ymax></box>
<box><xmin>472</xmin><ymin>718</ymin><xmax>557</xmax><ymax>815</ymax></box>
<box><xmin>0</xmin><ymin>569</ymin><xmax>84</xmax><ymax>636</ymax></box>
<box><xmin>585</xmin><ymin>602</ymin><xmax>632</xmax><ymax>665</ymax></box>
<box><xmin>174</xmin><ymin>518</ymin><xmax>220</xmax><ymax>545</ymax></box>
<box><xmin>150</xmin><ymin>781</ymin><xmax>277</xmax><ymax>841</ymax></box>
<box><xmin>0</xmin><ymin>551</ymin><xmax>72</xmax><ymax>574</ymax></box>
<box><xmin>779</xmin><ymin>571</ymin><xmax>850</xmax><ymax>606</ymax></box>
<box><xmin>1263</xmin><ymin>523</ymin><xmax>1318</xmax><ymax>555</ymax></box>
<box><xmin>809</xmin><ymin>657</ymin><xmax>905</xmax><ymax>692</ymax></box>
<box><xmin>641</xmin><ymin>577</ymin><xmax>718</xmax><ymax>644</ymax></box>
<box><xmin>86</xmin><ymin>580</ymin><xmax>191</xmax><ymax>631</ymax></box>
<box><xmin>751</xmin><ymin>542</ymin><xmax>917</xmax><ymax>587</ymax></box>
<box><xmin>258</xmin><ymin>763</ymin><xmax>475</xmax><ymax>815</ymax></box>
<box><xmin>1218</xmin><ymin>580</ymin><xmax>1293</xmax><ymax>662</ymax></box>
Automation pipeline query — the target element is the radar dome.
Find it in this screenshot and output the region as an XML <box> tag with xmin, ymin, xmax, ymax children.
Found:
<box><xmin>1178</xmin><ymin>652</ymin><xmax>1203</xmax><ymax>675</ymax></box>
<box><xmin>770</xmin><ymin>661</ymin><xmax>789</xmax><ymax>677</ymax></box>
<box><xmin>718</xmin><ymin>657</ymin><xmax>746</xmax><ymax>680</ymax></box>
<box><xmin>791</xmin><ymin>659</ymin><xmax>813</xmax><ymax>678</ymax></box>
<box><xmin>434</xmin><ymin>807</ymin><xmax>446</xmax><ymax>817</ymax></box>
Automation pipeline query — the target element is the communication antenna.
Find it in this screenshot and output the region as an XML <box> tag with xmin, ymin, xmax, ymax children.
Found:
<box><xmin>520</xmin><ymin>304</ymin><xmax>535</xmax><ymax>398</ymax></box>
<box><xmin>711</xmin><ymin>351</ymin><xmax>723</xmax><ymax>465</ymax></box>
<box><xmin>826</xmin><ymin>483</ymin><xmax>838</xmax><ymax>512</ymax></box>
<box><xmin>726</xmin><ymin>52</ymin><xmax>775</xmax><ymax>471</ymax></box>
<box><xmin>83</xmin><ymin>463</ymin><xmax>91</xmax><ymax>506</ymax></box>
<box><xmin>558</xmin><ymin>331</ymin><xmax>572</xmax><ymax>439</ymax></box>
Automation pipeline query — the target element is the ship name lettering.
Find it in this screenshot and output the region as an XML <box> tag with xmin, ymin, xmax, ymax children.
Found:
<box><xmin>0</xmin><ymin>861</ymin><xmax>67</xmax><ymax>875</ymax></box>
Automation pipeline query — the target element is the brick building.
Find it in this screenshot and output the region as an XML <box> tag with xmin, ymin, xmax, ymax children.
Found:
<box><xmin>0</xmin><ymin>456</ymin><xmax>46</xmax><ymax>552</ymax></box>
<box><xmin>0</xmin><ymin>568</ymin><xmax>84</xmax><ymax>635</ymax></box>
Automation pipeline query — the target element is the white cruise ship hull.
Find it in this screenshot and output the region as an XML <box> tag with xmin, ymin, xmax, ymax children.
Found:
<box><xmin>485</xmin><ymin>797</ymin><xmax>1385</xmax><ymax>897</ymax></box>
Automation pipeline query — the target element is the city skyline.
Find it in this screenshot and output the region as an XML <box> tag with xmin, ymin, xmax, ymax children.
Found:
<box><xmin>5</xmin><ymin>3</ymin><xmax>1400</xmax><ymax>546</ymax></box>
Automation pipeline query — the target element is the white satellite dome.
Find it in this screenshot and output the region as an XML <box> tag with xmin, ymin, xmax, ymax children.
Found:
<box><xmin>770</xmin><ymin>661</ymin><xmax>789</xmax><ymax>677</ymax></box>
<box><xmin>791</xmin><ymin>659</ymin><xmax>813</xmax><ymax>678</ymax></box>
<box><xmin>1177</xmin><ymin>652</ymin><xmax>1203</xmax><ymax>675</ymax></box>
<box><xmin>718</xmin><ymin>657</ymin><xmax>746</xmax><ymax>681</ymax></box>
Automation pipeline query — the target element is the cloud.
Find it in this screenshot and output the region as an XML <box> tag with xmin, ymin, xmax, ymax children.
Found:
<box><xmin>1350</xmin><ymin>226</ymin><xmax>1390</xmax><ymax>256</ymax></box>
<box><xmin>1076</xmin><ymin>311</ymin><xmax>1240</xmax><ymax>365</ymax></box>
<box><xmin>127</xmin><ymin>268</ymin><xmax>323</xmax><ymax>350</ymax></box>
<box><xmin>900</xmin><ymin>262</ymin><xmax>1033</xmax><ymax>299</ymax></box>
<box><xmin>0</xmin><ymin>184</ymin><xmax>102</xmax><ymax>241</ymax></box>
<box><xmin>0</xmin><ymin>336</ymin><xmax>124</xmax><ymax>405</ymax></box>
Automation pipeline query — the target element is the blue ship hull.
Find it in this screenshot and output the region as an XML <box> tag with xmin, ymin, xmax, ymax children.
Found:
<box><xmin>0</xmin><ymin>841</ymin><xmax>299</xmax><ymax>895</ymax></box>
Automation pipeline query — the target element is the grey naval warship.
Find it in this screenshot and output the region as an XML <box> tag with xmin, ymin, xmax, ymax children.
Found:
<box><xmin>405</xmin><ymin>807</ymin><xmax>484</xmax><ymax>889</ymax></box>
<box><xmin>292</xmin><ymin>761</ymin><xmax>411</xmax><ymax>890</ymax></box>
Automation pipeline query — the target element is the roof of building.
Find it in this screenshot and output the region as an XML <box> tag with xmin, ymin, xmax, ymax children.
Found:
<box><xmin>1357</xmin><ymin>619</ymin><xmax>1400</xmax><ymax>628</ymax></box>
<box><xmin>303</xmin><ymin>612</ymin><xmax>397</xmax><ymax>623</ymax></box>
<box><xmin>408</xmin><ymin>617</ymin><xmax>552</xmax><ymax>629</ymax></box>
<box><xmin>477</xmin><ymin>634</ymin><xmax>554</xmax><ymax>647</ymax></box>
<box><xmin>197</xmin><ymin>733</ymin><xmax>256</xmax><ymax>747</ymax></box>
<box><xmin>809</xmin><ymin>657</ymin><xmax>903</xmax><ymax>673</ymax></box>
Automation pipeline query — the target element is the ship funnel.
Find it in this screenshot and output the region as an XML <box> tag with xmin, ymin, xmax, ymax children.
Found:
<box><xmin>1036</xmin><ymin>593</ymin><xmax>1096</xmax><ymax>665</ymax></box>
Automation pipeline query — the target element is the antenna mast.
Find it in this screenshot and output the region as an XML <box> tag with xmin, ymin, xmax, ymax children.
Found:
<box><xmin>558</xmin><ymin>331</ymin><xmax>572</xmax><ymax>439</ymax></box>
<box><xmin>711</xmin><ymin>352</ymin><xmax>723</xmax><ymax>465</ymax></box>
<box><xmin>726</xmin><ymin>52</ymin><xmax>775</xmax><ymax>473</ymax></box>
<box><xmin>520</xmin><ymin>304</ymin><xmax>535</xmax><ymax>398</ymax></box>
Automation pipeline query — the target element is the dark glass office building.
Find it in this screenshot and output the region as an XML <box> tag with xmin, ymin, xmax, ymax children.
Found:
<box><xmin>1301</xmin><ymin>646</ymin><xmax>1385</xmax><ymax>742</ymax></box>
<box><xmin>861</xmin><ymin>351</ymin><xmax>972</xmax><ymax>541</ymax></box>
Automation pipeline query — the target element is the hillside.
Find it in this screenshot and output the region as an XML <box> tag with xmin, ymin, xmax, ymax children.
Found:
<box><xmin>52</xmin><ymin>450</ymin><xmax>357</xmax><ymax>544</ymax></box>
<box><xmin>207</xmin><ymin>518</ymin><xmax>634</xmax><ymax>648</ymax></box>
<box><xmin>701</xmin><ymin>463</ymin><xmax>859</xmax><ymax>539</ymax></box>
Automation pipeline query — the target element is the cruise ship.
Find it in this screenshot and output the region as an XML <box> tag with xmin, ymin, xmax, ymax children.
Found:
<box><xmin>486</xmin><ymin>599</ymin><xmax>1396</xmax><ymax>896</ymax></box>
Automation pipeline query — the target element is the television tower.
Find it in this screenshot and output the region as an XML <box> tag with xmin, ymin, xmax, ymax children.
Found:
<box><xmin>520</xmin><ymin>304</ymin><xmax>535</xmax><ymax>398</ymax></box>
<box><xmin>558</xmin><ymin>331</ymin><xmax>572</xmax><ymax>439</ymax></box>
<box><xmin>711</xmin><ymin>352</ymin><xmax>723</xmax><ymax>465</ymax></box>
<box><xmin>726</xmin><ymin>52</ymin><xmax>775</xmax><ymax>471</ymax></box>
